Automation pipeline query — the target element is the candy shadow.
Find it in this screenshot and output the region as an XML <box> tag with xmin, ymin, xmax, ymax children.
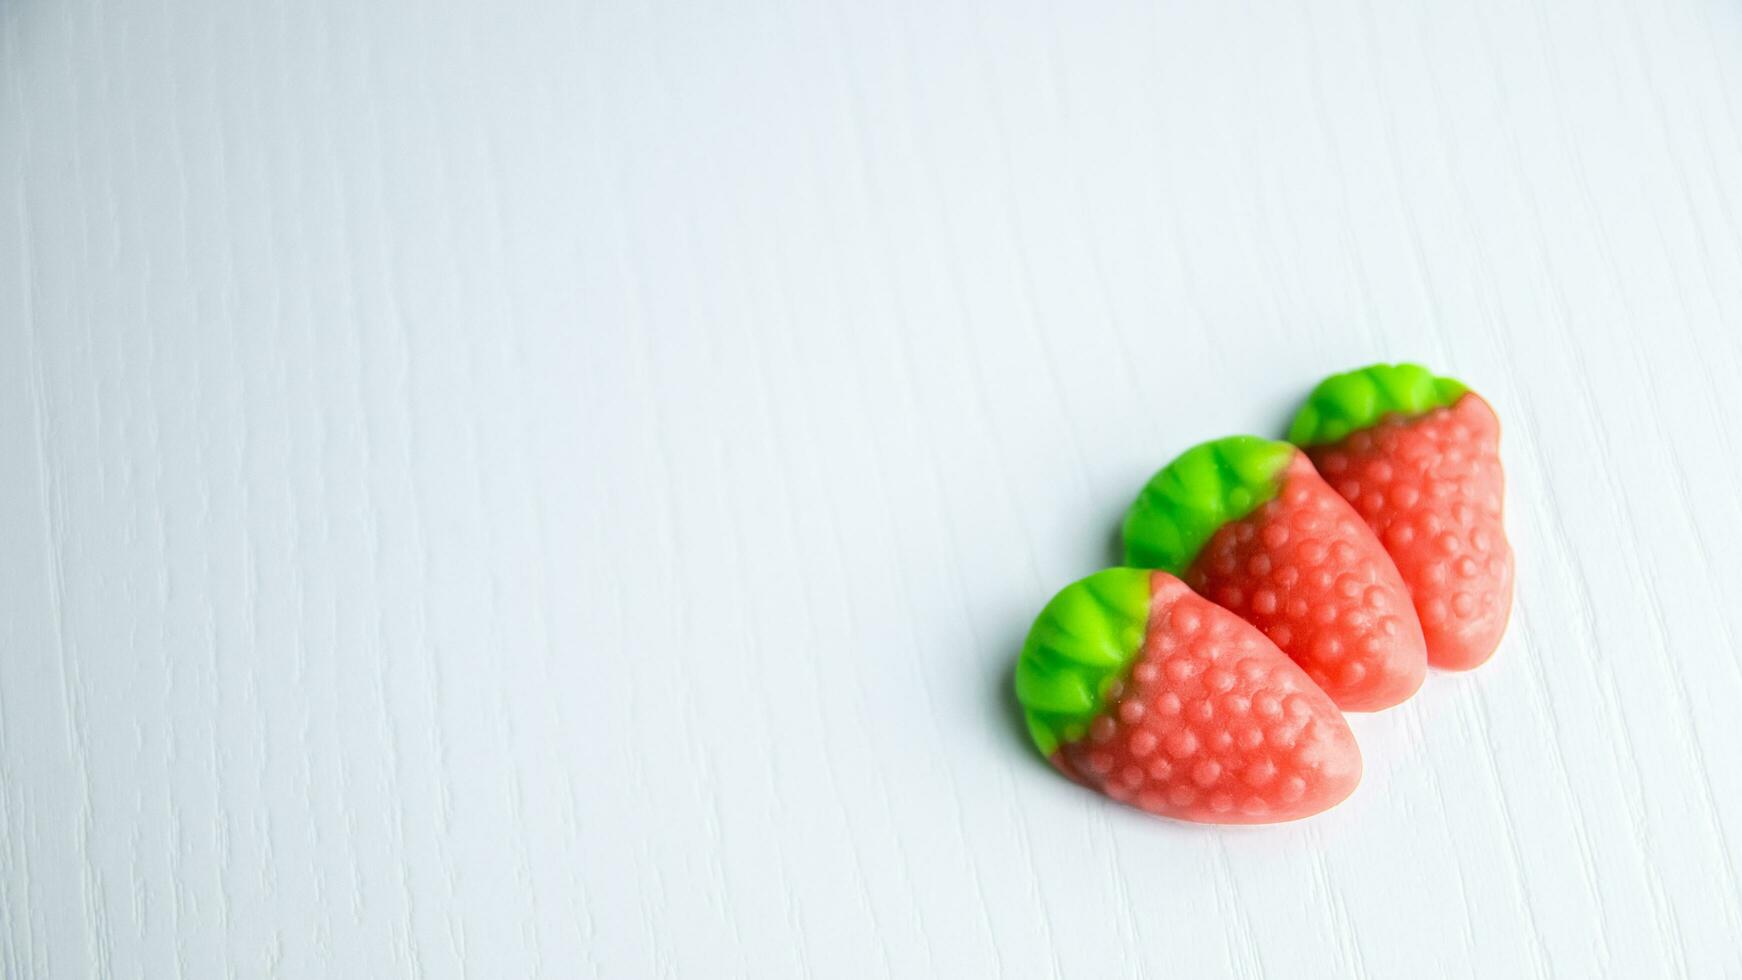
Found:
<box><xmin>987</xmin><ymin>600</ymin><xmax>1052</xmax><ymax>770</ymax></box>
<box><xmin>1104</xmin><ymin>520</ymin><xmax>1127</xmax><ymax>569</ymax></box>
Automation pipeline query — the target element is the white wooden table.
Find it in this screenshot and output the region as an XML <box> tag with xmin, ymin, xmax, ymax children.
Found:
<box><xmin>5</xmin><ymin>0</ymin><xmax>1742</xmax><ymax>976</ymax></box>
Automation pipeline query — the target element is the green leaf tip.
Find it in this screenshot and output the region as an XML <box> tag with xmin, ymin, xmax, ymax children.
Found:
<box><xmin>1015</xmin><ymin>568</ymin><xmax>1153</xmax><ymax>757</ymax></box>
<box><xmin>1287</xmin><ymin>363</ymin><xmax>1470</xmax><ymax>447</ymax></box>
<box><xmin>1120</xmin><ymin>436</ymin><xmax>1295</xmax><ymax>574</ymax></box>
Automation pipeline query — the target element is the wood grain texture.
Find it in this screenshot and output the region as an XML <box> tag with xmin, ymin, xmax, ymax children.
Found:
<box><xmin>4</xmin><ymin>0</ymin><xmax>1742</xmax><ymax>976</ymax></box>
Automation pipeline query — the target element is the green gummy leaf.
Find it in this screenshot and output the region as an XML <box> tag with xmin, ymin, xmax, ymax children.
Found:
<box><xmin>1014</xmin><ymin>569</ymin><xmax>1152</xmax><ymax>756</ymax></box>
<box><xmin>1288</xmin><ymin>363</ymin><xmax>1471</xmax><ymax>447</ymax></box>
<box><xmin>1120</xmin><ymin>436</ymin><xmax>1295</xmax><ymax>575</ymax></box>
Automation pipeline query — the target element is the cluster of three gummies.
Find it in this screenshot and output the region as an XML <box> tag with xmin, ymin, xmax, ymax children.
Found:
<box><xmin>1014</xmin><ymin>364</ymin><xmax>1514</xmax><ymax>824</ymax></box>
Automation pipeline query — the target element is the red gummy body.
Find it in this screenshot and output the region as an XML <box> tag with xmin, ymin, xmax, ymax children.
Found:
<box><xmin>1303</xmin><ymin>393</ymin><xmax>1514</xmax><ymax>670</ymax></box>
<box><xmin>1053</xmin><ymin>572</ymin><xmax>1361</xmax><ymax>824</ymax></box>
<box><xmin>1185</xmin><ymin>453</ymin><xmax>1428</xmax><ymax>711</ymax></box>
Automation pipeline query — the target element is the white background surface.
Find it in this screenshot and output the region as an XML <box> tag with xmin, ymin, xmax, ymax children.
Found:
<box><xmin>5</xmin><ymin>0</ymin><xmax>1742</xmax><ymax>976</ymax></box>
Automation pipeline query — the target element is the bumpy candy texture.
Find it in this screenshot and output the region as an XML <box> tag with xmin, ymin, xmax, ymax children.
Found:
<box><xmin>1290</xmin><ymin>364</ymin><xmax>1514</xmax><ymax>670</ymax></box>
<box><xmin>1123</xmin><ymin>437</ymin><xmax>1427</xmax><ymax>711</ymax></box>
<box><xmin>1016</xmin><ymin>569</ymin><xmax>1362</xmax><ymax>824</ymax></box>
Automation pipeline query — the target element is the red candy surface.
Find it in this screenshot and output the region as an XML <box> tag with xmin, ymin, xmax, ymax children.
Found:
<box><xmin>1186</xmin><ymin>453</ymin><xmax>1428</xmax><ymax>711</ymax></box>
<box><xmin>1304</xmin><ymin>393</ymin><xmax>1514</xmax><ymax>670</ymax></box>
<box><xmin>1053</xmin><ymin>572</ymin><xmax>1361</xmax><ymax>824</ymax></box>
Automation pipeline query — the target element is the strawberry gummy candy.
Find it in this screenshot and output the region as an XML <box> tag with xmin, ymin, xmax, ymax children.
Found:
<box><xmin>1122</xmin><ymin>436</ymin><xmax>1427</xmax><ymax>711</ymax></box>
<box><xmin>1015</xmin><ymin>568</ymin><xmax>1362</xmax><ymax>824</ymax></box>
<box><xmin>1288</xmin><ymin>363</ymin><xmax>1514</xmax><ymax>670</ymax></box>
